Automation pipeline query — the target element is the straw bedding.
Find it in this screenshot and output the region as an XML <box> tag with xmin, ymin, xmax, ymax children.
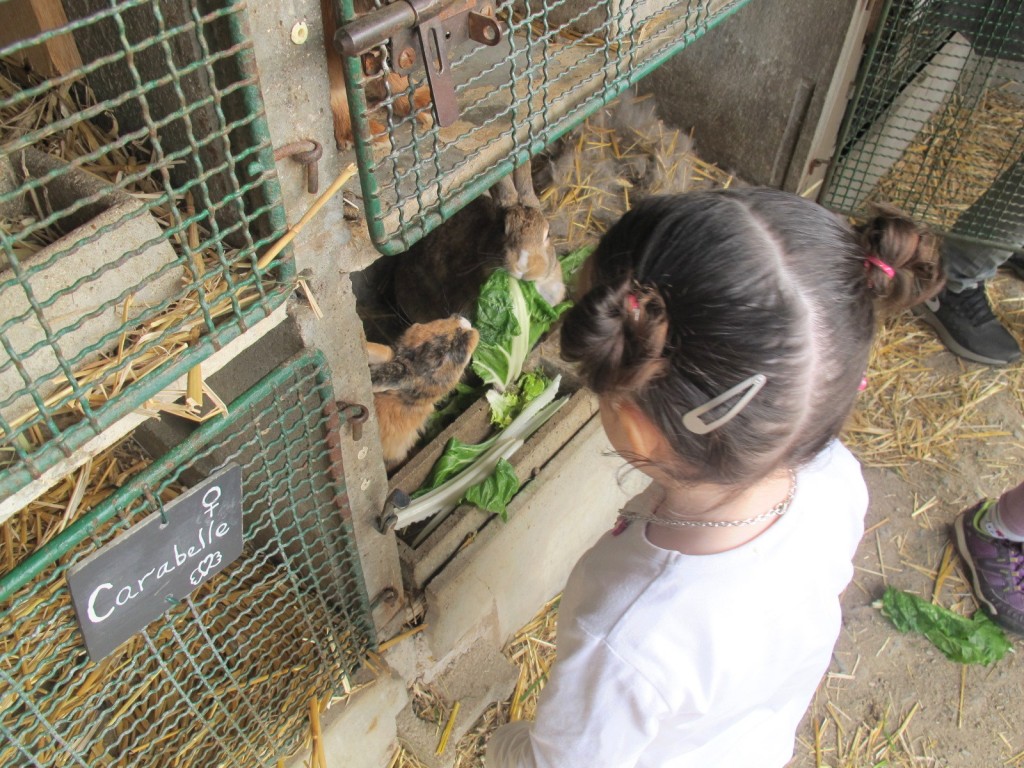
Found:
<box><xmin>0</xmin><ymin>435</ymin><xmax>362</xmax><ymax>768</ymax></box>
<box><xmin>0</xmin><ymin>57</ymin><xmax>275</xmax><ymax>452</ymax></box>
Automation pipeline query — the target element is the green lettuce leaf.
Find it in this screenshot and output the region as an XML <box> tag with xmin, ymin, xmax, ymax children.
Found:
<box><xmin>413</xmin><ymin>434</ymin><xmax>497</xmax><ymax>498</ymax></box>
<box><xmin>486</xmin><ymin>370</ymin><xmax>552</xmax><ymax>428</ymax></box>
<box><xmin>397</xmin><ymin>377</ymin><xmax>565</xmax><ymax>530</ymax></box>
<box><xmin>471</xmin><ymin>269</ymin><xmax>570</xmax><ymax>392</ymax></box>
<box><xmin>880</xmin><ymin>586</ymin><xmax>1011</xmax><ymax>666</ymax></box>
<box><xmin>462</xmin><ymin>458</ymin><xmax>519</xmax><ymax>521</ymax></box>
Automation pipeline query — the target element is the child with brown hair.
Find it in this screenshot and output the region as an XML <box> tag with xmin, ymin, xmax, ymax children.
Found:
<box><xmin>487</xmin><ymin>188</ymin><xmax>944</xmax><ymax>767</ymax></box>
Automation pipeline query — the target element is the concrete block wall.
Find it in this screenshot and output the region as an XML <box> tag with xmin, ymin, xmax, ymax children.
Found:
<box><xmin>641</xmin><ymin>0</ymin><xmax>871</xmax><ymax>196</ymax></box>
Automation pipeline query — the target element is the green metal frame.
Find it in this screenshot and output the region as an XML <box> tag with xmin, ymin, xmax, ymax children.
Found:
<box><xmin>0</xmin><ymin>349</ymin><xmax>374</xmax><ymax>768</ymax></box>
<box><xmin>339</xmin><ymin>0</ymin><xmax>754</xmax><ymax>255</ymax></box>
<box><xmin>0</xmin><ymin>0</ymin><xmax>293</xmax><ymax>501</ymax></box>
<box><xmin>822</xmin><ymin>0</ymin><xmax>1024</xmax><ymax>249</ymax></box>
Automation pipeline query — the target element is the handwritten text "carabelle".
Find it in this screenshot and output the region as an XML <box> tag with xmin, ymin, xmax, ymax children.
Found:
<box><xmin>86</xmin><ymin>486</ymin><xmax>229</xmax><ymax>623</ymax></box>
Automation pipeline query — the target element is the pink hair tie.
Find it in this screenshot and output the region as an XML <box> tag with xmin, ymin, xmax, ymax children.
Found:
<box><xmin>626</xmin><ymin>293</ymin><xmax>640</xmax><ymax>321</ymax></box>
<box><xmin>865</xmin><ymin>254</ymin><xmax>896</xmax><ymax>279</ymax></box>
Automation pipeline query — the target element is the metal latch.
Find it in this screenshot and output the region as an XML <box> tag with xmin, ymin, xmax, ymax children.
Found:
<box><xmin>335</xmin><ymin>0</ymin><xmax>503</xmax><ymax>127</ymax></box>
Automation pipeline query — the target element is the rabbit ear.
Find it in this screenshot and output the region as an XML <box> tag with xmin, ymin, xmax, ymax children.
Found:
<box><xmin>513</xmin><ymin>161</ymin><xmax>541</xmax><ymax>209</ymax></box>
<box><xmin>369</xmin><ymin>359</ymin><xmax>409</xmax><ymax>393</ymax></box>
<box><xmin>365</xmin><ymin>342</ymin><xmax>394</xmax><ymax>365</ymax></box>
<box><xmin>490</xmin><ymin>174</ymin><xmax>518</xmax><ymax>208</ymax></box>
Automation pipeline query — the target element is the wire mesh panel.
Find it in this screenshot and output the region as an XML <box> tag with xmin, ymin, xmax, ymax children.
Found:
<box><xmin>336</xmin><ymin>0</ymin><xmax>752</xmax><ymax>254</ymax></box>
<box><xmin>822</xmin><ymin>0</ymin><xmax>1024</xmax><ymax>248</ymax></box>
<box><xmin>0</xmin><ymin>0</ymin><xmax>291</xmax><ymax>499</ymax></box>
<box><xmin>0</xmin><ymin>349</ymin><xmax>374</xmax><ymax>768</ymax></box>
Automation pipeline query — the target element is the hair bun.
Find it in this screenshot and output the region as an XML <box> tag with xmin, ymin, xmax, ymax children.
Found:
<box><xmin>857</xmin><ymin>203</ymin><xmax>944</xmax><ymax>312</ymax></box>
<box><xmin>561</xmin><ymin>278</ymin><xmax>669</xmax><ymax>396</ymax></box>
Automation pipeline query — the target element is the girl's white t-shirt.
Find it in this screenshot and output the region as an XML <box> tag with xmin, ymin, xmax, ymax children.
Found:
<box><xmin>486</xmin><ymin>440</ymin><xmax>867</xmax><ymax>768</ymax></box>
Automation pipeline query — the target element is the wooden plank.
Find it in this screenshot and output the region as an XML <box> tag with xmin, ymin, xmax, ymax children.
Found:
<box><xmin>0</xmin><ymin>0</ymin><xmax>83</xmax><ymax>77</ymax></box>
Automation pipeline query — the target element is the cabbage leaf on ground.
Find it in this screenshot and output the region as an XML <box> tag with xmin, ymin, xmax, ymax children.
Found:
<box><xmin>880</xmin><ymin>586</ymin><xmax>1011</xmax><ymax>666</ymax></box>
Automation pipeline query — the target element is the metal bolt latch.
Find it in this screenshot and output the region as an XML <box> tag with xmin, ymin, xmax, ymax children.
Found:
<box><xmin>376</xmin><ymin>488</ymin><xmax>410</xmax><ymax>534</ymax></box>
<box><xmin>273</xmin><ymin>140</ymin><xmax>323</xmax><ymax>194</ymax></box>
<box><xmin>335</xmin><ymin>0</ymin><xmax>503</xmax><ymax>127</ymax></box>
<box><xmin>337</xmin><ymin>401</ymin><xmax>370</xmax><ymax>441</ymax></box>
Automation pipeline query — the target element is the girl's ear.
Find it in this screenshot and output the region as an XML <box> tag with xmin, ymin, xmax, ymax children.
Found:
<box><xmin>614</xmin><ymin>399</ymin><xmax>668</xmax><ymax>459</ymax></box>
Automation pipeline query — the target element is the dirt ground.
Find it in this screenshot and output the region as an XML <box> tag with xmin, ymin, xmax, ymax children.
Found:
<box><xmin>790</xmin><ymin>275</ymin><xmax>1024</xmax><ymax>768</ymax></box>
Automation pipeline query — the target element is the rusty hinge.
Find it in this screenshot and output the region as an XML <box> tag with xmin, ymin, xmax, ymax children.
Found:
<box><xmin>335</xmin><ymin>0</ymin><xmax>503</xmax><ymax>127</ymax></box>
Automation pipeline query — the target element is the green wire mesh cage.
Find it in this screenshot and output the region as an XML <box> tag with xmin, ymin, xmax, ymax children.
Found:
<box><xmin>0</xmin><ymin>0</ymin><xmax>292</xmax><ymax>500</ymax></box>
<box><xmin>335</xmin><ymin>0</ymin><xmax>753</xmax><ymax>255</ymax></box>
<box><xmin>0</xmin><ymin>349</ymin><xmax>374</xmax><ymax>768</ymax></box>
<box><xmin>822</xmin><ymin>0</ymin><xmax>1024</xmax><ymax>249</ymax></box>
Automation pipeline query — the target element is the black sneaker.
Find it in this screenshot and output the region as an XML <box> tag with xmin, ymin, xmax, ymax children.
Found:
<box><xmin>1003</xmin><ymin>251</ymin><xmax>1024</xmax><ymax>281</ymax></box>
<box><xmin>913</xmin><ymin>285</ymin><xmax>1021</xmax><ymax>365</ymax></box>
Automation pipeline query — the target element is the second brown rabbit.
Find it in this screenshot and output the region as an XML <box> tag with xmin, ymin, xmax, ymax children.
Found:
<box><xmin>366</xmin><ymin>315</ymin><xmax>479</xmax><ymax>468</ymax></box>
<box><xmin>393</xmin><ymin>164</ymin><xmax>564</xmax><ymax>323</ymax></box>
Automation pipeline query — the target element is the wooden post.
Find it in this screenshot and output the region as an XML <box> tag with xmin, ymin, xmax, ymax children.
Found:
<box><xmin>1</xmin><ymin>0</ymin><xmax>84</xmax><ymax>77</ymax></box>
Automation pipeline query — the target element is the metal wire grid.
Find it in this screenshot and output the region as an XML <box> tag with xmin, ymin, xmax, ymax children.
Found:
<box><xmin>0</xmin><ymin>350</ymin><xmax>374</xmax><ymax>768</ymax></box>
<box><xmin>341</xmin><ymin>0</ymin><xmax>752</xmax><ymax>255</ymax></box>
<box><xmin>0</xmin><ymin>0</ymin><xmax>292</xmax><ymax>500</ymax></box>
<box><xmin>822</xmin><ymin>0</ymin><xmax>1024</xmax><ymax>249</ymax></box>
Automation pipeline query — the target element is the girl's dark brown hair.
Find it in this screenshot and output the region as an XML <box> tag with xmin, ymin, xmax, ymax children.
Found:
<box><xmin>561</xmin><ymin>188</ymin><xmax>943</xmax><ymax>487</ymax></box>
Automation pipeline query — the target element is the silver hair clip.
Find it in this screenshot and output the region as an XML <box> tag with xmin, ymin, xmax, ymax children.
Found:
<box><xmin>682</xmin><ymin>374</ymin><xmax>767</xmax><ymax>435</ymax></box>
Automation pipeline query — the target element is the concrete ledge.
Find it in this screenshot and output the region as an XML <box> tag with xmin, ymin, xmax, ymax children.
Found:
<box><xmin>1</xmin><ymin>149</ymin><xmax>180</xmax><ymax>425</ymax></box>
<box><xmin>396</xmin><ymin>639</ymin><xmax>519</xmax><ymax>768</ymax></box>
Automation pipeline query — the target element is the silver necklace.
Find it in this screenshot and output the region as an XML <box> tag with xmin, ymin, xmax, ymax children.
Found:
<box><xmin>617</xmin><ymin>471</ymin><xmax>797</xmax><ymax>528</ymax></box>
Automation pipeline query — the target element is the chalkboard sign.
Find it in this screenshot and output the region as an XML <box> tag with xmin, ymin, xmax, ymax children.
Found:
<box><xmin>67</xmin><ymin>464</ymin><xmax>243</xmax><ymax>661</ymax></box>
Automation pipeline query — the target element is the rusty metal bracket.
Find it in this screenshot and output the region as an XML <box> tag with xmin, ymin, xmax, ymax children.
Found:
<box><xmin>376</xmin><ymin>488</ymin><xmax>410</xmax><ymax>533</ymax></box>
<box><xmin>336</xmin><ymin>401</ymin><xmax>370</xmax><ymax>441</ymax></box>
<box><xmin>273</xmin><ymin>140</ymin><xmax>323</xmax><ymax>194</ymax></box>
<box><xmin>335</xmin><ymin>0</ymin><xmax>502</xmax><ymax>127</ymax></box>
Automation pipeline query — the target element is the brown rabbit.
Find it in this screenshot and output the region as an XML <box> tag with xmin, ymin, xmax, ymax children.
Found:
<box><xmin>367</xmin><ymin>315</ymin><xmax>479</xmax><ymax>467</ymax></box>
<box><xmin>393</xmin><ymin>162</ymin><xmax>564</xmax><ymax>323</ymax></box>
<box><xmin>321</xmin><ymin>0</ymin><xmax>433</xmax><ymax>149</ymax></box>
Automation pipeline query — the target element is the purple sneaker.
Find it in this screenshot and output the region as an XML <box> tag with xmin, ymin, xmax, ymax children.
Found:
<box><xmin>953</xmin><ymin>501</ymin><xmax>1024</xmax><ymax>634</ymax></box>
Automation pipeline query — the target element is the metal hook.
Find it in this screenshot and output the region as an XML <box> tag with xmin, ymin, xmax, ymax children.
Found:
<box><xmin>273</xmin><ymin>139</ymin><xmax>323</xmax><ymax>194</ymax></box>
<box><xmin>337</xmin><ymin>401</ymin><xmax>370</xmax><ymax>441</ymax></box>
<box><xmin>144</xmin><ymin>485</ymin><xmax>169</xmax><ymax>526</ymax></box>
<box><xmin>377</xmin><ymin>488</ymin><xmax>410</xmax><ymax>534</ymax></box>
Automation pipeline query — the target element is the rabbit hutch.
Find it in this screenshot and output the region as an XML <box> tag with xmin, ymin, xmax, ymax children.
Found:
<box><xmin>0</xmin><ymin>0</ymin><xmax>923</xmax><ymax>765</ymax></box>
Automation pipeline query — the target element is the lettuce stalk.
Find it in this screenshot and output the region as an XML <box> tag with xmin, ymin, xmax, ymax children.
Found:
<box><xmin>394</xmin><ymin>376</ymin><xmax>565</xmax><ymax>530</ymax></box>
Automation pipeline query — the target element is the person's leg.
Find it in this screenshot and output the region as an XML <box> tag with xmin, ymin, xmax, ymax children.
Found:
<box><xmin>1003</xmin><ymin>250</ymin><xmax>1024</xmax><ymax>280</ymax></box>
<box><xmin>942</xmin><ymin>155</ymin><xmax>1024</xmax><ymax>290</ymax></box>
<box><xmin>953</xmin><ymin>479</ymin><xmax>1024</xmax><ymax>634</ymax></box>
<box><xmin>984</xmin><ymin>481</ymin><xmax>1024</xmax><ymax>541</ymax></box>
<box><xmin>915</xmin><ymin>156</ymin><xmax>1024</xmax><ymax>365</ymax></box>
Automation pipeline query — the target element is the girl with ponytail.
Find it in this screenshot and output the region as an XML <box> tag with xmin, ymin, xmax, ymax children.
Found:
<box><xmin>487</xmin><ymin>188</ymin><xmax>943</xmax><ymax>768</ymax></box>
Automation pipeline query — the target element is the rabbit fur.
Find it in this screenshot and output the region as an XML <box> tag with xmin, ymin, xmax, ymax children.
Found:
<box><xmin>393</xmin><ymin>162</ymin><xmax>565</xmax><ymax>323</ymax></box>
<box><xmin>367</xmin><ymin>315</ymin><xmax>479</xmax><ymax>468</ymax></box>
